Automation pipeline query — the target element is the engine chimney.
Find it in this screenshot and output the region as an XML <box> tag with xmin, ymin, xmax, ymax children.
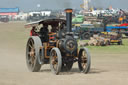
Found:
<box><xmin>65</xmin><ymin>9</ymin><xmax>73</xmax><ymax>32</ymax></box>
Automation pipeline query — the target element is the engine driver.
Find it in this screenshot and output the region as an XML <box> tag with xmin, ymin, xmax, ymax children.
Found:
<box><xmin>40</xmin><ymin>23</ymin><xmax>49</xmax><ymax>42</ymax></box>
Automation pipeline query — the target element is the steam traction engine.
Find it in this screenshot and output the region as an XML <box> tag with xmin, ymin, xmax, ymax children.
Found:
<box><xmin>25</xmin><ymin>9</ymin><xmax>91</xmax><ymax>75</ymax></box>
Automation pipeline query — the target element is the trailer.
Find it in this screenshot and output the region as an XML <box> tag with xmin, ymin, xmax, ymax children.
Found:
<box><xmin>106</xmin><ymin>26</ymin><xmax>128</xmax><ymax>36</ymax></box>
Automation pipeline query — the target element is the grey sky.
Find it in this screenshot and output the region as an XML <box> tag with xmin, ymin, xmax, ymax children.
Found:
<box><xmin>0</xmin><ymin>0</ymin><xmax>128</xmax><ymax>11</ymax></box>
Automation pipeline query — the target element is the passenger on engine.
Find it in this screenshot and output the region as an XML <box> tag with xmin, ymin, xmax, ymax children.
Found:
<box><xmin>51</xmin><ymin>23</ymin><xmax>58</xmax><ymax>32</ymax></box>
<box><xmin>30</xmin><ymin>26</ymin><xmax>38</xmax><ymax>36</ymax></box>
<box><xmin>40</xmin><ymin>23</ymin><xmax>49</xmax><ymax>42</ymax></box>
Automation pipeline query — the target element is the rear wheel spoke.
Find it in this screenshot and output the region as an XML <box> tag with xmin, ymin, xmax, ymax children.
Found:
<box><xmin>28</xmin><ymin>44</ymin><xmax>33</xmax><ymax>49</ymax></box>
<box><xmin>30</xmin><ymin>39</ymin><xmax>34</xmax><ymax>47</ymax></box>
<box><xmin>28</xmin><ymin>59</ymin><xmax>32</xmax><ymax>64</ymax></box>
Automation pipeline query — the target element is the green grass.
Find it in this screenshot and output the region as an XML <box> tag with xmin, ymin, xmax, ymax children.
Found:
<box><xmin>80</xmin><ymin>39</ymin><xmax>128</xmax><ymax>54</ymax></box>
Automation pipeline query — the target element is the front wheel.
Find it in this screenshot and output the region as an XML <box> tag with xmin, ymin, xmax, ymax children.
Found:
<box><xmin>50</xmin><ymin>48</ymin><xmax>62</xmax><ymax>75</ymax></box>
<box><xmin>78</xmin><ymin>47</ymin><xmax>91</xmax><ymax>73</ymax></box>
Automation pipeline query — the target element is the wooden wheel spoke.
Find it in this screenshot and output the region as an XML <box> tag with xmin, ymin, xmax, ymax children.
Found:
<box><xmin>82</xmin><ymin>57</ymin><xmax>87</xmax><ymax>61</ymax></box>
<box><xmin>82</xmin><ymin>51</ymin><xmax>86</xmax><ymax>56</ymax></box>
<box><xmin>52</xmin><ymin>60</ymin><xmax>56</xmax><ymax>65</ymax></box>
<box><xmin>31</xmin><ymin>62</ymin><xmax>34</xmax><ymax>67</ymax></box>
<box><xmin>52</xmin><ymin>51</ymin><xmax>57</xmax><ymax>56</ymax></box>
<box><xmin>27</xmin><ymin>52</ymin><xmax>30</xmax><ymax>55</ymax></box>
<box><xmin>28</xmin><ymin>44</ymin><xmax>33</xmax><ymax>49</ymax></box>
<box><xmin>28</xmin><ymin>57</ymin><xmax>34</xmax><ymax>67</ymax></box>
<box><xmin>51</xmin><ymin>52</ymin><xmax>57</xmax><ymax>65</ymax></box>
<box><xmin>53</xmin><ymin>63</ymin><xmax>58</xmax><ymax>70</ymax></box>
<box><xmin>30</xmin><ymin>39</ymin><xmax>34</xmax><ymax>47</ymax></box>
<box><xmin>82</xmin><ymin>63</ymin><xmax>86</xmax><ymax>68</ymax></box>
<box><xmin>51</xmin><ymin>52</ymin><xmax>58</xmax><ymax>71</ymax></box>
<box><xmin>28</xmin><ymin>52</ymin><xmax>35</xmax><ymax>67</ymax></box>
<box><xmin>33</xmin><ymin>56</ymin><xmax>35</xmax><ymax>61</ymax></box>
<box><xmin>52</xmin><ymin>57</ymin><xmax>57</xmax><ymax>64</ymax></box>
<box><xmin>55</xmin><ymin>63</ymin><xmax>58</xmax><ymax>69</ymax></box>
<box><xmin>53</xmin><ymin>56</ymin><xmax>57</xmax><ymax>58</ymax></box>
<box><xmin>32</xmin><ymin>60</ymin><xmax>34</xmax><ymax>65</ymax></box>
<box><xmin>52</xmin><ymin>57</ymin><xmax>58</xmax><ymax>70</ymax></box>
<box><xmin>28</xmin><ymin>59</ymin><xmax>32</xmax><ymax>64</ymax></box>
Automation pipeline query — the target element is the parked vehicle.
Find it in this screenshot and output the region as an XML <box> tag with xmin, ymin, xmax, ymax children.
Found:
<box><xmin>101</xmin><ymin>32</ymin><xmax>122</xmax><ymax>45</ymax></box>
<box><xmin>0</xmin><ymin>15</ymin><xmax>9</xmax><ymax>22</ymax></box>
<box><xmin>72</xmin><ymin>15</ymin><xmax>128</xmax><ymax>40</ymax></box>
<box><xmin>27</xmin><ymin>12</ymin><xmax>43</xmax><ymax>22</ymax></box>
<box><xmin>72</xmin><ymin>24</ymin><xmax>104</xmax><ymax>39</ymax></box>
<box><xmin>72</xmin><ymin>15</ymin><xmax>84</xmax><ymax>24</ymax></box>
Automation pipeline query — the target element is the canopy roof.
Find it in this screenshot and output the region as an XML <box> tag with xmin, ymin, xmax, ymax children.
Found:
<box><xmin>25</xmin><ymin>19</ymin><xmax>66</xmax><ymax>28</ymax></box>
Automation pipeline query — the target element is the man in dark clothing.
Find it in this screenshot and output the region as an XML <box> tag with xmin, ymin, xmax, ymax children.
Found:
<box><xmin>40</xmin><ymin>23</ymin><xmax>49</xmax><ymax>42</ymax></box>
<box><xmin>51</xmin><ymin>23</ymin><xmax>59</xmax><ymax>32</ymax></box>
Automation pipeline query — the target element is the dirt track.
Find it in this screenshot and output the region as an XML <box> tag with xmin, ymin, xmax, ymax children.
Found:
<box><xmin>0</xmin><ymin>22</ymin><xmax>128</xmax><ymax>85</ymax></box>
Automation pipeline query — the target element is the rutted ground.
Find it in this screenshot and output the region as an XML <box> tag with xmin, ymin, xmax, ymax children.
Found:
<box><xmin>0</xmin><ymin>22</ymin><xmax>128</xmax><ymax>85</ymax></box>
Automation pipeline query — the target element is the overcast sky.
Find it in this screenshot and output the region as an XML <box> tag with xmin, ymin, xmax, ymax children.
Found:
<box><xmin>0</xmin><ymin>0</ymin><xmax>128</xmax><ymax>11</ymax></box>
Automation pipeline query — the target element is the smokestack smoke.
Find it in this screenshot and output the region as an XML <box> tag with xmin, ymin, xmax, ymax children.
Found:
<box><xmin>53</xmin><ymin>0</ymin><xmax>72</xmax><ymax>8</ymax></box>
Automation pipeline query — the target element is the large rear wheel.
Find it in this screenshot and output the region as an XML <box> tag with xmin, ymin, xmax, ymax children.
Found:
<box><xmin>26</xmin><ymin>36</ymin><xmax>42</xmax><ymax>72</ymax></box>
<box><xmin>50</xmin><ymin>48</ymin><xmax>62</xmax><ymax>75</ymax></box>
<box><xmin>78</xmin><ymin>47</ymin><xmax>91</xmax><ymax>73</ymax></box>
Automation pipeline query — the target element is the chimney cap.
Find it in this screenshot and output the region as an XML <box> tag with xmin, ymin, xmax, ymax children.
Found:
<box><xmin>65</xmin><ymin>8</ymin><xmax>73</xmax><ymax>13</ymax></box>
